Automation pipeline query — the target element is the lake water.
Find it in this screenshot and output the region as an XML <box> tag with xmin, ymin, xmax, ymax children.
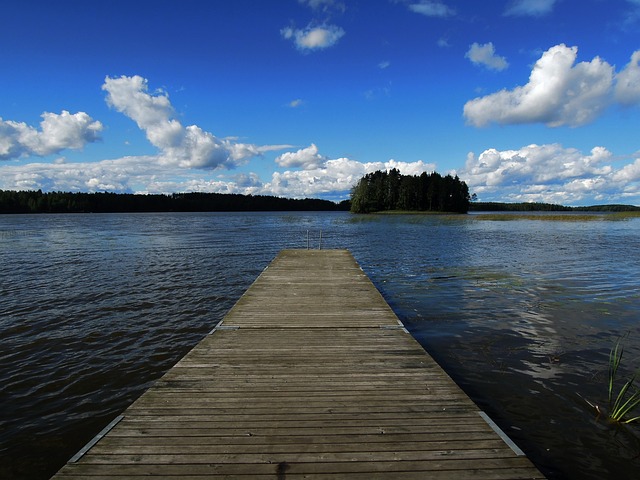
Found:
<box><xmin>1</xmin><ymin>211</ymin><xmax>639</xmax><ymax>479</ymax></box>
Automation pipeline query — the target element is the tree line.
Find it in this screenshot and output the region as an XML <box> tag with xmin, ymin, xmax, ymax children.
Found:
<box><xmin>0</xmin><ymin>190</ymin><xmax>350</xmax><ymax>214</ymax></box>
<box><xmin>469</xmin><ymin>202</ymin><xmax>640</xmax><ymax>212</ymax></box>
<box><xmin>350</xmin><ymin>169</ymin><xmax>470</xmax><ymax>213</ymax></box>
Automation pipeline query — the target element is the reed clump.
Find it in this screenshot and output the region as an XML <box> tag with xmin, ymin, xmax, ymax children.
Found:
<box><xmin>606</xmin><ymin>340</ymin><xmax>640</xmax><ymax>424</ymax></box>
<box><xmin>608</xmin><ymin>211</ymin><xmax>640</xmax><ymax>220</ymax></box>
<box><xmin>585</xmin><ymin>339</ymin><xmax>640</xmax><ymax>424</ymax></box>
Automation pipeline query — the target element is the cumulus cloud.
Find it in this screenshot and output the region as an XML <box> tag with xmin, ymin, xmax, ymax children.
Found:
<box><xmin>464</xmin><ymin>44</ymin><xmax>615</xmax><ymax>127</ymax></box>
<box><xmin>268</xmin><ymin>158</ymin><xmax>363</xmax><ymax>197</ymax></box>
<box><xmin>614</xmin><ymin>50</ymin><xmax>640</xmax><ymax>106</ymax></box>
<box><xmin>465</xmin><ymin>43</ymin><xmax>509</xmax><ymax>71</ymax></box>
<box><xmin>406</xmin><ymin>0</ymin><xmax>455</xmax><ymax>17</ymax></box>
<box><xmin>504</xmin><ymin>0</ymin><xmax>556</xmax><ymax>16</ymax></box>
<box><xmin>110</xmin><ymin>156</ymin><xmax>359</xmax><ymax>197</ymax></box>
<box><xmin>464</xmin><ymin>46</ymin><xmax>640</xmax><ymax>127</ymax></box>
<box><xmin>0</xmin><ymin>124</ymin><xmax>438</xmax><ymax>199</ymax></box>
<box><xmin>268</xmin><ymin>156</ymin><xmax>436</xmax><ymax>198</ymax></box>
<box><xmin>281</xmin><ymin>24</ymin><xmax>345</xmax><ymax>51</ymax></box>
<box><xmin>102</xmin><ymin>75</ymin><xmax>280</xmax><ymax>169</ymax></box>
<box><xmin>463</xmin><ymin>144</ymin><xmax>612</xmax><ymax>186</ymax></box>
<box><xmin>5</xmin><ymin>134</ymin><xmax>640</xmax><ymax>204</ymax></box>
<box><xmin>0</xmin><ymin>155</ymin><xmax>159</xmax><ymax>192</ymax></box>
<box><xmin>288</xmin><ymin>99</ymin><xmax>304</xmax><ymax>108</ymax></box>
<box><xmin>272</xmin><ymin>145</ymin><xmax>437</xmax><ymax>197</ymax></box>
<box><xmin>0</xmin><ymin>111</ymin><xmax>102</xmax><ymax>160</ymax></box>
<box><xmin>458</xmin><ymin>143</ymin><xmax>640</xmax><ymax>204</ymax></box>
<box><xmin>138</xmin><ymin>171</ymin><xmax>268</xmax><ymax>196</ymax></box>
<box><xmin>276</xmin><ymin>144</ymin><xmax>327</xmax><ymax>170</ymax></box>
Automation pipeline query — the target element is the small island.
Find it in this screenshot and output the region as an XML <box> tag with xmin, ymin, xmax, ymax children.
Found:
<box><xmin>350</xmin><ymin>169</ymin><xmax>470</xmax><ymax>214</ymax></box>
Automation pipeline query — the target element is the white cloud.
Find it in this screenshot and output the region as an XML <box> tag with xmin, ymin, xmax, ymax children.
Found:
<box><xmin>267</xmin><ymin>156</ymin><xmax>436</xmax><ymax>198</ymax></box>
<box><xmin>267</xmin><ymin>158</ymin><xmax>362</xmax><ymax>197</ymax></box>
<box><xmin>465</xmin><ymin>43</ymin><xmax>509</xmax><ymax>71</ymax></box>
<box><xmin>505</xmin><ymin>0</ymin><xmax>556</xmax><ymax>16</ymax></box>
<box><xmin>272</xmin><ymin>146</ymin><xmax>436</xmax><ymax>197</ymax></box>
<box><xmin>0</xmin><ymin>111</ymin><xmax>102</xmax><ymax>160</ymax></box>
<box><xmin>406</xmin><ymin>1</ymin><xmax>455</xmax><ymax>17</ymax></box>
<box><xmin>0</xmin><ymin>156</ymin><xmax>158</xmax><ymax>192</ymax></box>
<box><xmin>140</xmin><ymin>172</ymin><xmax>267</xmax><ymax>196</ymax></box>
<box><xmin>4</xmin><ymin>136</ymin><xmax>640</xmax><ymax>204</ymax></box>
<box><xmin>365</xmin><ymin>159</ymin><xmax>437</xmax><ymax>177</ymax></box>
<box><xmin>378</xmin><ymin>61</ymin><xmax>391</xmax><ymax>69</ymax></box>
<box><xmin>463</xmin><ymin>44</ymin><xmax>614</xmax><ymax>127</ymax></box>
<box><xmin>614</xmin><ymin>50</ymin><xmax>640</xmax><ymax>106</ymax></box>
<box><xmin>463</xmin><ymin>144</ymin><xmax>612</xmax><ymax>187</ymax></box>
<box><xmin>459</xmin><ymin>143</ymin><xmax>640</xmax><ymax>204</ymax></box>
<box><xmin>612</xmin><ymin>158</ymin><xmax>640</xmax><ymax>183</ymax></box>
<box><xmin>288</xmin><ymin>99</ymin><xmax>304</xmax><ymax>108</ymax></box>
<box><xmin>276</xmin><ymin>144</ymin><xmax>327</xmax><ymax>170</ymax></box>
<box><xmin>0</xmin><ymin>130</ymin><xmax>436</xmax><ymax>199</ymax></box>
<box><xmin>281</xmin><ymin>24</ymin><xmax>345</xmax><ymax>52</ymax></box>
<box><xmin>102</xmin><ymin>75</ymin><xmax>278</xmax><ymax>169</ymax></box>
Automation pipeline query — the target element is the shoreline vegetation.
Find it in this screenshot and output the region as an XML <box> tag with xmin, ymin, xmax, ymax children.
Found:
<box><xmin>0</xmin><ymin>188</ymin><xmax>638</xmax><ymax>216</ymax></box>
<box><xmin>469</xmin><ymin>201</ymin><xmax>640</xmax><ymax>221</ymax></box>
<box><xmin>0</xmin><ymin>190</ymin><xmax>350</xmax><ymax>214</ymax></box>
<box><xmin>472</xmin><ymin>212</ymin><xmax>640</xmax><ymax>221</ymax></box>
<box><xmin>469</xmin><ymin>201</ymin><xmax>640</xmax><ymax>212</ymax></box>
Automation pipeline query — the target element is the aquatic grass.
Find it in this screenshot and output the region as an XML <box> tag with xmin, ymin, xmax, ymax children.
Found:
<box><xmin>608</xmin><ymin>211</ymin><xmax>640</xmax><ymax>221</ymax></box>
<box><xmin>607</xmin><ymin>340</ymin><xmax>640</xmax><ymax>424</ymax></box>
<box><xmin>609</xmin><ymin>340</ymin><xmax>623</xmax><ymax>404</ymax></box>
<box><xmin>584</xmin><ymin>339</ymin><xmax>640</xmax><ymax>424</ymax></box>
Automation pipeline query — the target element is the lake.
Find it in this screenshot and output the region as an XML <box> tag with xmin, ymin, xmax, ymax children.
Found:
<box><xmin>1</xmin><ymin>211</ymin><xmax>639</xmax><ymax>479</ymax></box>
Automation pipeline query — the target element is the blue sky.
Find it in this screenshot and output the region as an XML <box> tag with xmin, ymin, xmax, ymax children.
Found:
<box><xmin>1</xmin><ymin>0</ymin><xmax>640</xmax><ymax>205</ymax></box>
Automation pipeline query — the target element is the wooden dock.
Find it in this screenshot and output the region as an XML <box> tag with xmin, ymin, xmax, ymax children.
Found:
<box><xmin>52</xmin><ymin>249</ymin><xmax>544</xmax><ymax>479</ymax></box>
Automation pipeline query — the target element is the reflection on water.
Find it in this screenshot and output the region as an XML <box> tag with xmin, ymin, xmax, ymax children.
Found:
<box><xmin>1</xmin><ymin>211</ymin><xmax>639</xmax><ymax>479</ymax></box>
<box><xmin>352</xmin><ymin>214</ymin><xmax>640</xmax><ymax>480</ymax></box>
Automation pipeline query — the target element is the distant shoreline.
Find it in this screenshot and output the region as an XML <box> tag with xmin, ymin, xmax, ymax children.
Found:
<box><xmin>2</xmin><ymin>190</ymin><xmax>638</xmax><ymax>215</ymax></box>
<box><xmin>0</xmin><ymin>190</ymin><xmax>351</xmax><ymax>214</ymax></box>
<box><xmin>469</xmin><ymin>201</ymin><xmax>640</xmax><ymax>212</ymax></box>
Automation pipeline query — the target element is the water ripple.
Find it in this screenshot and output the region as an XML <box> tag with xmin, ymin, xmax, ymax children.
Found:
<box><xmin>2</xmin><ymin>212</ymin><xmax>640</xmax><ymax>479</ymax></box>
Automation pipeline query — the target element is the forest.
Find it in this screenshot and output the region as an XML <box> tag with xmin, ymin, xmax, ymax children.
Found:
<box><xmin>0</xmin><ymin>190</ymin><xmax>349</xmax><ymax>214</ymax></box>
<box><xmin>350</xmin><ymin>169</ymin><xmax>470</xmax><ymax>214</ymax></box>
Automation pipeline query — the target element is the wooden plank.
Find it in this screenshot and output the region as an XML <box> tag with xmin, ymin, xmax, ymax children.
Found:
<box><xmin>92</xmin><ymin>432</ymin><xmax>505</xmax><ymax>448</ymax></box>
<box><xmin>52</xmin><ymin>249</ymin><xmax>545</xmax><ymax>479</ymax></box>
<box><xmin>55</xmin><ymin>460</ymin><xmax>542</xmax><ymax>477</ymax></box>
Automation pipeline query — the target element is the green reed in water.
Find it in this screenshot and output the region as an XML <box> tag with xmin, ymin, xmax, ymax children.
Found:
<box><xmin>583</xmin><ymin>338</ymin><xmax>640</xmax><ymax>424</ymax></box>
<box><xmin>607</xmin><ymin>340</ymin><xmax>640</xmax><ymax>424</ymax></box>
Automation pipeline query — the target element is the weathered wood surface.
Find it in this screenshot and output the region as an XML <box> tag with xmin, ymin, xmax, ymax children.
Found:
<box><xmin>52</xmin><ymin>249</ymin><xmax>544</xmax><ymax>479</ymax></box>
